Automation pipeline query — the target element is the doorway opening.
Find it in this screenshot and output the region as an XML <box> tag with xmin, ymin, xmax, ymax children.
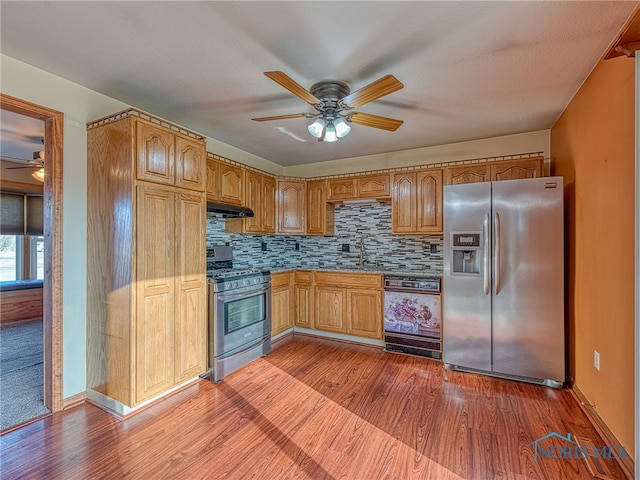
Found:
<box><xmin>0</xmin><ymin>94</ymin><xmax>63</xmax><ymax>429</ymax></box>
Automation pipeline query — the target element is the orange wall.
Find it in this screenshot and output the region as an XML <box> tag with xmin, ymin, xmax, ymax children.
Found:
<box><xmin>551</xmin><ymin>55</ymin><xmax>635</xmax><ymax>457</ymax></box>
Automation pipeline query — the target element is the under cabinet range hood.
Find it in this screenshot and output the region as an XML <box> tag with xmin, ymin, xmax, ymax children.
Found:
<box><xmin>206</xmin><ymin>202</ymin><xmax>255</xmax><ymax>218</ymax></box>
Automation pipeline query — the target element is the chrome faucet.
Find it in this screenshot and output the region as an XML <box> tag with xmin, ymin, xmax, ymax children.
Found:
<box><xmin>357</xmin><ymin>237</ymin><xmax>367</xmax><ymax>267</ymax></box>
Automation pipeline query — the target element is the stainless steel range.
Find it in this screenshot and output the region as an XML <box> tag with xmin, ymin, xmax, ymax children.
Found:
<box><xmin>203</xmin><ymin>245</ymin><xmax>271</xmax><ymax>382</ymax></box>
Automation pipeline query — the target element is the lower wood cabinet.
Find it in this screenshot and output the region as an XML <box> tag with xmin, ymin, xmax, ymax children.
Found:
<box><xmin>294</xmin><ymin>270</ymin><xmax>314</xmax><ymax>328</ymax></box>
<box><xmin>313</xmin><ymin>272</ymin><xmax>383</xmax><ymax>340</ymax></box>
<box><xmin>271</xmin><ymin>271</ymin><xmax>294</xmax><ymax>336</ymax></box>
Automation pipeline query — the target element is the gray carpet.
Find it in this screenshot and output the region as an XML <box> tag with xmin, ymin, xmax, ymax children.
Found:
<box><xmin>0</xmin><ymin>318</ymin><xmax>50</xmax><ymax>430</ymax></box>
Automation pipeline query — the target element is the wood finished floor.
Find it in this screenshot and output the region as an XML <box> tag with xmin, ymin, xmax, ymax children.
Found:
<box><xmin>0</xmin><ymin>335</ymin><xmax>628</xmax><ymax>479</ymax></box>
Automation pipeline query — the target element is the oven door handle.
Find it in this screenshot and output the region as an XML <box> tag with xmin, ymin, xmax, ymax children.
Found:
<box><xmin>216</xmin><ymin>285</ymin><xmax>271</xmax><ymax>301</ymax></box>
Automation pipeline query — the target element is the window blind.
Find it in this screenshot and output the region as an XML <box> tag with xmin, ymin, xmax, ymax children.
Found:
<box><xmin>0</xmin><ymin>192</ymin><xmax>44</xmax><ymax>236</ymax></box>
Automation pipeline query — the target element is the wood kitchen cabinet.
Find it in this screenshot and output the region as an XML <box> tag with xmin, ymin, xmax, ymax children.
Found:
<box><xmin>294</xmin><ymin>270</ymin><xmax>314</xmax><ymax>328</ymax></box>
<box><xmin>271</xmin><ymin>271</ymin><xmax>294</xmax><ymax>336</ymax></box>
<box><xmin>226</xmin><ymin>170</ymin><xmax>276</xmax><ymax>234</ymax></box>
<box><xmin>443</xmin><ymin>157</ymin><xmax>544</xmax><ymax>185</ymax></box>
<box><xmin>206</xmin><ymin>157</ymin><xmax>245</xmax><ymax>205</ymax></box>
<box><xmin>392</xmin><ymin>168</ymin><xmax>443</xmax><ymax>234</ymax></box>
<box><xmin>327</xmin><ymin>174</ymin><xmax>391</xmax><ymax>202</ymax></box>
<box><xmin>313</xmin><ymin>271</ymin><xmax>383</xmax><ymax>339</ymax></box>
<box><xmin>87</xmin><ymin>109</ymin><xmax>207</xmax><ymax>410</ymax></box>
<box><xmin>490</xmin><ymin>158</ymin><xmax>543</xmax><ymax>181</ymax></box>
<box><xmin>327</xmin><ymin>178</ymin><xmax>356</xmax><ymax>201</ymax></box>
<box><xmin>277</xmin><ymin>180</ymin><xmax>306</xmax><ymax>234</ymax></box>
<box><xmin>306</xmin><ymin>179</ymin><xmax>335</xmax><ymax>236</ymax></box>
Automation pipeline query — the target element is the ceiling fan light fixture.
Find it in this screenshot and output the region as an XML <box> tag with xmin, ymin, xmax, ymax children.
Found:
<box><xmin>323</xmin><ymin>122</ymin><xmax>338</xmax><ymax>142</ymax></box>
<box><xmin>308</xmin><ymin>118</ymin><xmax>325</xmax><ymax>138</ymax></box>
<box><xmin>32</xmin><ymin>167</ymin><xmax>45</xmax><ymax>182</ymax></box>
<box><xmin>334</xmin><ymin>118</ymin><xmax>350</xmax><ymax>138</ymax></box>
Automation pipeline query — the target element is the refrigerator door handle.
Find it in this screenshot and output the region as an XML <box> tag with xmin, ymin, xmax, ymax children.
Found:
<box><xmin>483</xmin><ymin>212</ymin><xmax>490</xmax><ymax>295</ymax></box>
<box><xmin>494</xmin><ymin>211</ymin><xmax>501</xmax><ymax>294</ymax></box>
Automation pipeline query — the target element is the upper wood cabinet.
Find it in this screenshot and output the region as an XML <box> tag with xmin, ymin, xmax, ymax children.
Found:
<box><xmin>277</xmin><ymin>180</ymin><xmax>306</xmax><ymax>234</ymax></box>
<box><xmin>356</xmin><ymin>174</ymin><xmax>391</xmax><ymax>199</ymax></box>
<box><xmin>444</xmin><ymin>157</ymin><xmax>544</xmax><ymax>185</ymax></box>
<box><xmin>327</xmin><ymin>178</ymin><xmax>356</xmax><ymax>201</ymax></box>
<box><xmin>327</xmin><ymin>173</ymin><xmax>391</xmax><ymax>202</ymax></box>
<box><xmin>87</xmin><ymin>110</ymin><xmax>207</xmax><ymax>409</ymax></box>
<box><xmin>136</xmin><ymin>119</ymin><xmax>205</xmax><ymax>192</ymax></box>
<box><xmin>206</xmin><ymin>158</ymin><xmax>245</xmax><ymax>205</ymax></box>
<box><xmin>227</xmin><ymin>170</ymin><xmax>275</xmax><ymax>234</ymax></box>
<box><xmin>490</xmin><ymin>158</ymin><xmax>543</xmax><ymax>181</ymax></box>
<box><xmin>444</xmin><ymin>164</ymin><xmax>490</xmax><ymax>185</ymax></box>
<box><xmin>306</xmin><ymin>179</ymin><xmax>335</xmax><ymax>236</ymax></box>
<box><xmin>392</xmin><ymin>169</ymin><xmax>443</xmax><ymax>234</ymax></box>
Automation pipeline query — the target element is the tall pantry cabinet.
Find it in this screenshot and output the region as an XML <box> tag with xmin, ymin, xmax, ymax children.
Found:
<box><xmin>87</xmin><ymin>109</ymin><xmax>207</xmax><ymax>413</ymax></box>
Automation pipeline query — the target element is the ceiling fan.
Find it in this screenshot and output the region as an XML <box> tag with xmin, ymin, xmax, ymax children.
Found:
<box><xmin>3</xmin><ymin>150</ymin><xmax>45</xmax><ymax>182</ymax></box>
<box><xmin>252</xmin><ymin>71</ymin><xmax>404</xmax><ymax>142</ymax></box>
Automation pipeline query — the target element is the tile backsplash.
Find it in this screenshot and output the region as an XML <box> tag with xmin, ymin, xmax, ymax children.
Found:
<box><xmin>206</xmin><ymin>201</ymin><xmax>443</xmax><ymax>274</ymax></box>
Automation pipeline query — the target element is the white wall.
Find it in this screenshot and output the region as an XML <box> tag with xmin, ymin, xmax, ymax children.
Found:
<box><xmin>1</xmin><ymin>53</ymin><xmax>552</xmax><ymax>400</ymax></box>
<box><xmin>284</xmin><ymin>130</ymin><xmax>550</xmax><ymax>178</ymax></box>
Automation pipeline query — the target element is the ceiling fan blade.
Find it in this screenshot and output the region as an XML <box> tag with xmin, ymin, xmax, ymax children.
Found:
<box><xmin>5</xmin><ymin>165</ymin><xmax>40</xmax><ymax>170</ymax></box>
<box><xmin>264</xmin><ymin>71</ymin><xmax>322</xmax><ymax>106</ymax></box>
<box><xmin>252</xmin><ymin>113</ymin><xmax>309</xmax><ymax>122</ymax></box>
<box><xmin>340</xmin><ymin>75</ymin><xmax>404</xmax><ymax>109</ymax></box>
<box><xmin>347</xmin><ymin>112</ymin><xmax>404</xmax><ymax>132</ymax></box>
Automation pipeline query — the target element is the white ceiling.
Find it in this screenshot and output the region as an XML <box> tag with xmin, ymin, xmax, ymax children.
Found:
<box><xmin>0</xmin><ymin>1</ymin><xmax>636</xmax><ymax>167</ymax></box>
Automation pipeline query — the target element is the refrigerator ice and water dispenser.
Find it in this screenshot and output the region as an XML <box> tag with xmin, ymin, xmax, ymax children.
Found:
<box><xmin>450</xmin><ymin>232</ymin><xmax>481</xmax><ymax>276</ymax></box>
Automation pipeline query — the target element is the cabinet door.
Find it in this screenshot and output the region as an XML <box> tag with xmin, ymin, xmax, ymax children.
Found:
<box><xmin>444</xmin><ymin>164</ymin><xmax>490</xmax><ymax>185</ymax></box>
<box><xmin>490</xmin><ymin>158</ymin><xmax>543</xmax><ymax>181</ymax></box>
<box><xmin>174</xmin><ymin>192</ymin><xmax>207</xmax><ymax>382</ymax></box>
<box><xmin>136</xmin><ymin>186</ymin><xmax>175</xmax><ymax>403</ymax></box>
<box><xmin>277</xmin><ymin>180</ymin><xmax>306</xmax><ymax>234</ymax></box>
<box><xmin>175</xmin><ymin>136</ymin><xmax>206</xmax><ymax>192</ymax></box>
<box><xmin>416</xmin><ymin>169</ymin><xmax>443</xmax><ymax>233</ymax></box>
<box><xmin>272</xmin><ymin>284</ymin><xmax>293</xmax><ymax>336</ymax></box>
<box><xmin>327</xmin><ymin>178</ymin><xmax>356</xmax><ymax>202</ymax></box>
<box><xmin>306</xmin><ymin>180</ymin><xmax>334</xmax><ymax>236</ymax></box>
<box><xmin>218</xmin><ymin>162</ymin><xmax>244</xmax><ymax>205</ymax></box>
<box><xmin>391</xmin><ymin>172</ymin><xmax>416</xmax><ymax>233</ymax></box>
<box><xmin>137</xmin><ymin>120</ymin><xmax>174</xmax><ymax>186</ymax></box>
<box><xmin>356</xmin><ymin>174</ymin><xmax>390</xmax><ymax>198</ymax></box>
<box><xmin>314</xmin><ymin>286</ymin><xmax>346</xmax><ymax>333</ymax></box>
<box><xmin>347</xmin><ymin>289</ymin><xmax>382</xmax><ymax>339</ymax></box>
<box><xmin>205</xmin><ymin>157</ymin><xmax>219</xmax><ymax>202</ymax></box>
<box><xmin>243</xmin><ymin>171</ymin><xmax>263</xmax><ymax>233</ymax></box>
<box><xmin>262</xmin><ymin>175</ymin><xmax>277</xmax><ymax>234</ymax></box>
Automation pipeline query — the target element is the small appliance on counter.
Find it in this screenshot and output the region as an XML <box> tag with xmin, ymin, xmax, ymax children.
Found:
<box><xmin>202</xmin><ymin>245</ymin><xmax>271</xmax><ymax>382</ymax></box>
<box><xmin>384</xmin><ymin>274</ymin><xmax>442</xmax><ymax>359</ymax></box>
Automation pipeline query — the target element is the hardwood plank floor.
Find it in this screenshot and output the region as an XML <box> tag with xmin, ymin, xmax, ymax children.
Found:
<box><xmin>0</xmin><ymin>335</ymin><xmax>629</xmax><ymax>479</ymax></box>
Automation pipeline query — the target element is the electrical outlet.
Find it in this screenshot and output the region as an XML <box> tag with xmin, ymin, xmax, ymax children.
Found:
<box><xmin>295</xmin><ymin>242</ymin><xmax>300</xmax><ymax>251</ymax></box>
<box><xmin>594</xmin><ymin>350</ymin><xmax>600</xmax><ymax>371</ymax></box>
<box><xmin>341</xmin><ymin>243</ymin><xmax>350</xmax><ymax>252</ymax></box>
<box><xmin>261</xmin><ymin>242</ymin><xmax>267</xmax><ymax>252</ymax></box>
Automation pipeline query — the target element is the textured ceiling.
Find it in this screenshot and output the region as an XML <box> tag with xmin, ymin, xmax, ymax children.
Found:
<box><xmin>0</xmin><ymin>1</ymin><xmax>636</xmax><ymax>166</ymax></box>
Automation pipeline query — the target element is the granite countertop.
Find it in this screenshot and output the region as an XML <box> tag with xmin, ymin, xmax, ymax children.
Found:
<box><xmin>267</xmin><ymin>265</ymin><xmax>442</xmax><ymax>278</ymax></box>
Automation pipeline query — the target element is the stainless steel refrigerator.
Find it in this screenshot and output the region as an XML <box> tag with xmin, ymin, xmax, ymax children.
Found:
<box><xmin>443</xmin><ymin>176</ymin><xmax>564</xmax><ymax>388</ymax></box>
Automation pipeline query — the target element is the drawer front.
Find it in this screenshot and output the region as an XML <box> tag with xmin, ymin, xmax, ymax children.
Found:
<box><xmin>314</xmin><ymin>271</ymin><xmax>382</xmax><ymax>289</ymax></box>
<box><xmin>294</xmin><ymin>270</ymin><xmax>314</xmax><ymax>284</ymax></box>
<box><xmin>271</xmin><ymin>271</ymin><xmax>292</xmax><ymax>288</ymax></box>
